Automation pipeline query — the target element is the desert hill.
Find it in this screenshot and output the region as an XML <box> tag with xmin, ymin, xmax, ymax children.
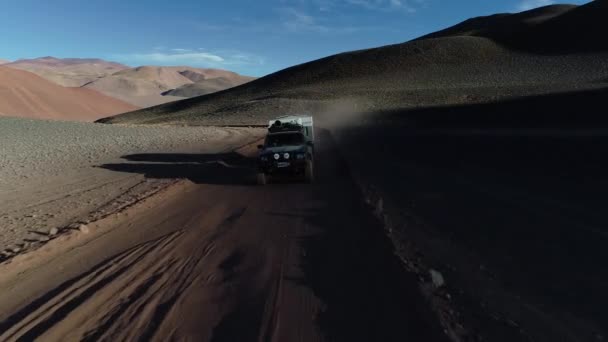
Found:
<box><xmin>6</xmin><ymin>57</ymin><xmax>129</xmax><ymax>87</ymax></box>
<box><xmin>0</xmin><ymin>59</ymin><xmax>9</xmax><ymax>65</ymax></box>
<box><xmin>417</xmin><ymin>5</ymin><xmax>575</xmax><ymax>40</ymax></box>
<box><xmin>0</xmin><ymin>66</ymin><xmax>138</xmax><ymax>121</ymax></box>
<box><xmin>83</xmin><ymin>66</ymin><xmax>255</xmax><ymax>107</ymax></box>
<box><xmin>164</xmin><ymin>76</ymin><xmax>255</xmax><ymax>97</ymax></box>
<box><xmin>3</xmin><ymin>57</ymin><xmax>254</xmax><ymax>108</ymax></box>
<box><xmin>420</xmin><ymin>1</ymin><xmax>608</xmax><ymax>53</ymax></box>
<box><xmin>98</xmin><ymin>2</ymin><xmax>608</xmax><ymax>125</ymax></box>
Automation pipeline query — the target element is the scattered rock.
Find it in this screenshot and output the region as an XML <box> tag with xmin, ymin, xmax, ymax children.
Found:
<box><xmin>11</xmin><ymin>246</ymin><xmax>21</xmax><ymax>253</ymax></box>
<box><xmin>79</xmin><ymin>224</ymin><xmax>90</xmax><ymax>234</ymax></box>
<box><xmin>430</xmin><ymin>269</ymin><xmax>445</xmax><ymax>288</ymax></box>
<box><xmin>67</xmin><ymin>223</ymin><xmax>81</xmax><ymax>230</ymax></box>
<box><xmin>39</xmin><ymin>236</ymin><xmax>50</xmax><ymax>242</ymax></box>
<box><xmin>49</xmin><ymin>227</ymin><xmax>59</xmax><ymax>236</ymax></box>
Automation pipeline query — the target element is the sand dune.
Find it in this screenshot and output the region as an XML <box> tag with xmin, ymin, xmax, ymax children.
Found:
<box><xmin>84</xmin><ymin>66</ymin><xmax>254</xmax><ymax>107</ymax></box>
<box><xmin>0</xmin><ymin>66</ymin><xmax>138</xmax><ymax>121</ymax></box>
<box><xmin>5</xmin><ymin>57</ymin><xmax>129</xmax><ymax>87</ymax></box>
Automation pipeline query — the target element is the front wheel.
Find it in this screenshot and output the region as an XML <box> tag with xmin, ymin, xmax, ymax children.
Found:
<box><xmin>304</xmin><ymin>160</ymin><xmax>314</xmax><ymax>183</ymax></box>
<box><xmin>257</xmin><ymin>172</ymin><xmax>267</xmax><ymax>185</ymax></box>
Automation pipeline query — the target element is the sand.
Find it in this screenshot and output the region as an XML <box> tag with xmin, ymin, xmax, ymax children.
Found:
<box><xmin>0</xmin><ymin>66</ymin><xmax>138</xmax><ymax>121</ymax></box>
<box><xmin>5</xmin><ymin>57</ymin><xmax>129</xmax><ymax>87</ymax></box>
<box><xmin>0</xmin><ymin>125</ymin><xmax>447</xmax><ymax>342</ymax></box>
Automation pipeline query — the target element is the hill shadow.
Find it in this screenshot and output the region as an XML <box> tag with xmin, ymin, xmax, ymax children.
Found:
<box><xmin>332</xmin><ymin>85</ymin><xmax>608</xmax><ymax>340</ymax></box>
<box><xmin>99</xmin><ymin>152</ymin><xmax>256</xmax><ymax>186</ymax></box>
<box><xmin>368</xmin><ymin>85</ymin><xmax>608</xmax><ymax>130</ymax></box>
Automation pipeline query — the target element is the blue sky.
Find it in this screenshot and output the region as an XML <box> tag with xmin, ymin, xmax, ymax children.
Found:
<box><xmin>0</xmin><ymin>0</ymin><xmax>590</xmax><ymax>76</ymax></box>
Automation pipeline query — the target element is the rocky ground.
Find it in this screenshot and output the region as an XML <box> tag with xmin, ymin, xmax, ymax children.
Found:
<box><xmin>0</xmin><ymin>117</ymin><xmax>262</xmax><ymax>256</ymax></box>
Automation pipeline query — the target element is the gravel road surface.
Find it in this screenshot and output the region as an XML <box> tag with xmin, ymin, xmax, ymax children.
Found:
<box><xmin>0</xmin><ymin>127</ymin><xmax>448</xmax><ymax>341</ymax></box>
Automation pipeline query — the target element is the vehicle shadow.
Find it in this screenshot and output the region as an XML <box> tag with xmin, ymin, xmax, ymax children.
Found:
<box><xmin>98</xmin><ymin>152</ymin><xmax>257</xmax><ymax>186</ymax></box>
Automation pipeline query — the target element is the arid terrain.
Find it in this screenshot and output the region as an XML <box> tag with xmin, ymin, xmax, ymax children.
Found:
<box><xmin>0</xmin><ymin>67</ymin><xmax>138</xmax><ymax>121</ymax></box>
<box><xmin>1</xmin><ymin>1</ymin><xmax>608</xmax><ymax>341</ymax></box>
<box><xmin>5</xmin><ymin>57</ymin><xmax>129</xmax><ymax>87</ymax></box>
<box><xmin>2</xmin><ymin>58</ymin><xmax>255</xmax><ymax>109</ymax></box>
<box><xmin>83</xmin><ymin>65</ymin><xmax>254</xmax><ymax>107</ymax></box>
<box><xmin>0</xmin><ymin>121</ymin><xmax>447</xmax><ymax>341</ymax></box>
<box><xmin>0</xmin><ymin>57</ymin><xmax>255</xmax><ymax>122</ymax></box>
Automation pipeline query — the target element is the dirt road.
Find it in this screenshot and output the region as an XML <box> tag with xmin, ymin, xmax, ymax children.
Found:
<box><xmin>0</xmin><ymin>130</ymin><xmax>446</xmax><ymax>341</ymax></box>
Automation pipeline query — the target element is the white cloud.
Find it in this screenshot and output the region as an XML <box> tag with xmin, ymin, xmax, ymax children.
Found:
<box><xmin>189</xmin><ymin>22</ymin><xmax>227</xmax><ymax>31</ymax></box>
<box><xmin>113</xmin><ymin>49</ymin><xmax>265</xmax><ymax>68</ymax></box>
<box><xmin>277</xmin><ymin>6</ymin><xmax>390</xmax><ymax>34</ymax></box>
<box><xmin>279</xmin><ymin>7</ymin><xmax>330</xmax><ymax>32</ymax></box>
<box><xmin>344</xmin><ymin>0</ymin><xmax>417</xmax><ymax>12</ymax></box>
<box><xmin>517</xmin><ymin>0</ymin><xmax>555</xmax><ymax>11</ymax></box>
<box><xmin>125</xmin><ymin>52</ymin><xmax>225</xmax><ymax>64</ymax></box>
<box><xmin>279</xmin><ymin>0</ymin><xmax>421</xmax><ymax>13</ymax></box>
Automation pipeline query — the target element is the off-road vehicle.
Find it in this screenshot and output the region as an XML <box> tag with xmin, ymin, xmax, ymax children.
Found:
<box><xmin>256</xmin><ymin>115</ymin><xmax>314</xmax><ymax>185</ymax></box>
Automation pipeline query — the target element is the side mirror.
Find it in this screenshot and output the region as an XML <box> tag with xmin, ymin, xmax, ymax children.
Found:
<box><xmin>257</xmin><ymin>145</ymin><xmax>264</xmax><ymax>149</ymax></box>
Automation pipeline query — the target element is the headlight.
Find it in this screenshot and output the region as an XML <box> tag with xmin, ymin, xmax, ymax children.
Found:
<box><xmin>274</xmin><ymin>153</ymin><xmax>280</xmax><ymax>160</ymax></box>
<box><xmin>284</xmin><ymin>153</ymin><xmax>290</xmax><ymax>159</ymax></box>
<box><xmin>296</xmin><ymin>153</ymin><xmax>305</xmax><ymax>160</ymax></box>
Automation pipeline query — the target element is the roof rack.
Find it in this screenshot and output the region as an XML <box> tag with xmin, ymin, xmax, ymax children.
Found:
<box><xmin>268</xmin><ymin>120</ymin><xmax>304</xmax><ymax>133</ymax></box>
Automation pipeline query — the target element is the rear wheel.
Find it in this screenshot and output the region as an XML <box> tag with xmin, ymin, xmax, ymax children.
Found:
<box><xmin>304</xmin><ymin>160</ymin><xmax>314</xmax><ymax>183</ymax></box>
<box><xmin>257</xmin><ymin>172</ymin><xmax>267</xmax><ymax>185</ymax></box>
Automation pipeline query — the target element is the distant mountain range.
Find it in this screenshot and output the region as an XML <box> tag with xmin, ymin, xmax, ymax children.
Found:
<box><xmin>82</xmin><ymin>65</ymin><xmax>255</xmax><ymax>107</ymax></box>
<box><xmin>0</xmin><ymin>57</ymin><xmax>255</xmax><ymax>121</ymax></box>
<box><xmin>5</xmin><ymin>57</ymin><xmax>129</xmax><ymax>87</ymax></box>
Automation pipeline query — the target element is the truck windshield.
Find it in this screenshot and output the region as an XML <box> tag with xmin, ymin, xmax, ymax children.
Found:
<box><xmin>266</xmin><ymin>133</ymin><xmax>305</xmax><ymax>147</ymax></box>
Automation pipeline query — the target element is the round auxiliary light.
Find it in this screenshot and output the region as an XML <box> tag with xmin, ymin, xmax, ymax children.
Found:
<box><xmin>284</xmin><ymin>153</ymin><xmax>290</xmax><ymax>159</ymax></box>
<box><xmin>274</xmin><ymin>153</ymin><xmax>280</xmax><ymax>160</ymax></box>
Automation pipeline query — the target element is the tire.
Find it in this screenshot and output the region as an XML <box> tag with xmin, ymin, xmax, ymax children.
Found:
<box><xmin>257</xmin><ymin>173</ymin><xmax>267</xmax><ymax>185</ymax></box>
<box><xmin>304</xmin><ymin>160</ymin><xmax>314</xmax><ymax>183</ymax></box>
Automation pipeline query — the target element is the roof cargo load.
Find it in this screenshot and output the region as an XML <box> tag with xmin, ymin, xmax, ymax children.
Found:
<box><xmin>268</xmin><ymin>115</ymin><xmax>314</xmax><ymax>142</ymax></box>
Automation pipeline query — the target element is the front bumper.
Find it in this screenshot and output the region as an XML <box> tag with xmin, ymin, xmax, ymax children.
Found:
<box><xmin>258</xmin><ymin>158</ymin><xmax>307</xmax><ymax>174</ymax></box>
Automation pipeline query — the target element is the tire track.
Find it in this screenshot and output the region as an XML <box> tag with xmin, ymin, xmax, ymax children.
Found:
<box><xmin>0</xmin><ymin>230</ymin><xmax>184</xmax><ymax>341</ymax></box>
